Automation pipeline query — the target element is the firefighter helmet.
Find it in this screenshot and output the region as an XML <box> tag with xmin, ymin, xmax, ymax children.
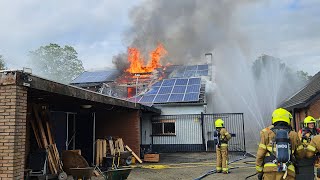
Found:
<box><xmin>215</xmin><ymin>119</ymin><xmax>224</xmax><ymax>128</ymax></box>
<box><xmin>304</xmin><ymin>116</ymin><xmax>316</xmax><ymax>127</ymax></box>
<box><xmin>272</xmin><ymin>108</ymin><xmax>292</xmax><ymax>125</ymax></box>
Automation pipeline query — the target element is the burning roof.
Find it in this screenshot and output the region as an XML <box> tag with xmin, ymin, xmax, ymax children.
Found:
<box><xmin>126</xmin><ymin>43</ymin><xmax>167</xmax><ymax>74</ymax></box>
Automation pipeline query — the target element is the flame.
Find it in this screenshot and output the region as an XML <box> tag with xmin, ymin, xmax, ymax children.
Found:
<box><xmin>126</xmin><ymin>44</ymin><xmax>167</xmax><ymax>73</ymax></box>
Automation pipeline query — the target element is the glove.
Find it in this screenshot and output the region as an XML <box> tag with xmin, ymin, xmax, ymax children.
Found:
<box><xmin>256</xmin><ymin>165</ymin><xmax>263</xmax><ymax>173</ymax></box>
<box><xmin>257</xmin><ymin>172</ymin><xmax>263</xmax><ymax>180</ymax></box>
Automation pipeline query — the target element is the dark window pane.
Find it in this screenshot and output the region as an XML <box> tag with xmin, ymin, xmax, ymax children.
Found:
<box><xmin>152</xmin><ymin>123</ymin><xmax>163</xmax><ymax>135</ymax></box>
<box><xmin>164</xmin><ymin>123</ymin><xmax>175</xmax><ymax>134</ymax></box>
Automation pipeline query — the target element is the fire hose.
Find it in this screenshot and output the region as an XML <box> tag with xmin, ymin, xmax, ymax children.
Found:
<box><xmin>193</xmin><ymin>153</ymin><xmax>250</xmax><ymax>180</ymax></box>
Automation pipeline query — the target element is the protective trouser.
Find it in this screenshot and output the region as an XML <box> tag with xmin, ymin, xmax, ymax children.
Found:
<box><xmin>216</xmin><ymin>144</ymin><xmax>228</xmax><ymax>172</ymax></box>
<box><xmin>263</xmin><ymin>172</ymin><xmax>294</xmax><ymax>180</ymax></box>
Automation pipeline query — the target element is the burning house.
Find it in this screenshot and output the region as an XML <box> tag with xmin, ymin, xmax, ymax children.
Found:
<box><xmin>72</xmin><ymin>44</ymin><xmax>215</xmax><ymax>152</ymax></box>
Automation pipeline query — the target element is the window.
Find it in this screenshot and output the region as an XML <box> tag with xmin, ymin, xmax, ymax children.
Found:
<box><xmin>152</xmin><ymin>120</ymin><xmax>176</xmax><ymax>135</ymax></box>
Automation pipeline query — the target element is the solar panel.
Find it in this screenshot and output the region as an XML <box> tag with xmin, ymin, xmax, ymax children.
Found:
<box><xmin>185</xmin><ymin>71</ymin><xmax>196</xmax><ymax>77</ymax></box>
<box><xmin>153</xmin><ymin>81</ymin><xmax>163</xmax><ymax>87</ymax></box>
<box><xmin>188</xmin><ymin>78</ymin><xmax>201</xmax><ymax>85</ymax></box>
<box><xmin>168</xmin><ymin>94</ymin><xmax>184</xmax><ymax>102</ymax></box>
<box><xmin>141</xmin><ymin>77</ymin><xmax>202</xmax><ymax>103</ymax></box>
<box><xmin>139</xmin><ymin>95</ymin><xmax>156</xmax><ymax>103</ymax></box>
<box><xmin>197</xmin><ymin>70</ymin><xmax>209</xmax><ymax>76</ymax></box>
<box><xmin>158</xmin><ymin>86</ymin><xmax>173</xmax><ymax>94</ymax></box>
<box><xmin>169</xmin><ymin>65</ymin><xmax>209</xmax><ymax>78</ymax></box>
<box><xmin>162</xmin><ymin>79</ymin><xmax>176</xmax><ymax>86</ymax></box>
<box><xmin>154</xmin><ymin>94</ymin><xmax>170</xmax><ymax>103</ymax></box>
<box><xmin>71</xmin><ymin>70</ymin><xmax>119</xmax><ymax>84</ymax></box>
<box><xmin>172</xmin><ymin>86</ymin><xmax>187</xmax><ymax>93</ymax></box>
<box><xmin>175</xmin><ymin>79</ymin><xmax>188</xmax><ymax>85</ymax></box>
<box><xmin>186</xmin><ymin>65</ymin><xmax>197</xmax><ymax>71</ymax></box>
<box><xmin>197</xmin><ymin>65</ymin><xmax>208</xmax><ymax>70</ymax></box>
<box><xmin>146</xmin><ymin>87</ymin><xmax>160</xmax><ymax>95</ymax></box>
<box><xmin>183</xmin><ymin>93</ymin><xmax>199</xmax><ymax>101</ymax></box>
<box><xmin>186</xmin><ymin>85</ymin><xmax>201</xmax><ymax>93</ymax></box>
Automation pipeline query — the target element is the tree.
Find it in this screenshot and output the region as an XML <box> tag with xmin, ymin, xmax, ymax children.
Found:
<box><xmin>0</xmin><ymin>55</ymin><xmax>6</xmax><ymax>70</ymax></box>
<box><xmin>296</xmin><ymin>70</ymin><xmax>312</xmax><ymax>81</ymax></box>
<box><xmin>29</xmin><ymin>43</ymin><xmax>84</xmax><ymax>84</ymax></box>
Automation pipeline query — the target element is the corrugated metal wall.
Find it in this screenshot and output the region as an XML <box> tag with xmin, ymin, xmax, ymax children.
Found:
<box><xmin>152</xmin><ymin>114</ymin><xmax>202</xmax><ymax>144</ymax></box>
<box><xmin>204</xmin><ymin>113</ymin><xmax>245</xmax><ymax>152</ymax></box>
<box><xmin>146</xmin><ymin>113</ymin><xmax>245</xmax><ymax>153</ymax></box>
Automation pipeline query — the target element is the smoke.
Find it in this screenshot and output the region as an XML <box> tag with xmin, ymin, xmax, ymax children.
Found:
<box><xmin>116</xmin><ymin>0</ymin><xmax>309</xmax><ymax>151</ymax></box>
<box><xmin>112</xmin><ymin>52</ymin><xmax>128</xmax><ymax>71</ymax></box>
<box><xmin>113</xmin><ymin>0</ymin><xmax>254</xmax><ymax>66</ymax></box>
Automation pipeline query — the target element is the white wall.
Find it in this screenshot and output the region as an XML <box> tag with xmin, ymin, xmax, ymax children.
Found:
<box><xmin>157</xmin><ymin>105</ymin><xmax>205</xmax><ymax>115</ymax></box>
<box><xmin>141</xmin><ymin>105</ymin><xmax>205</xmax><ymax>145</ymax></box>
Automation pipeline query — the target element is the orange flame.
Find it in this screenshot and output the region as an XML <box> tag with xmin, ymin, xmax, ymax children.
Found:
<box><xmin>126</xmin><ymin>44</ymin><xmax>167</xmax><ymax>73</ymax></box>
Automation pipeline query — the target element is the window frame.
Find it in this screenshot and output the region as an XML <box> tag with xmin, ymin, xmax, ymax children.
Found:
<box><xmin>152</xmin><ymin>120</ymin><xmax>176</xmax><ymax>136</ymax></box>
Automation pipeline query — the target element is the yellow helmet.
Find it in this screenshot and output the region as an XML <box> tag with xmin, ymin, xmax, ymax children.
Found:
<box><xmin>215</xmin><ymin>119</ymin><xmax>224</xmax><ymax>128</ymax></box>
<box><xmin>304</xmin><ymin>116</ymin><xmax>316</xmax><ymax>127</ymax></box>
<box><xmin>272</xmin><ymin>108</ymin><xmax>292</xmax><ymax>125</ymax></box>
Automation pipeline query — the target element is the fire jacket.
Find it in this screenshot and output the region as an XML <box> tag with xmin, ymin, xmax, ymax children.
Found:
<box><xmin>298</xmin><ymin>128</ymin><xmax>320</xmax><ymax>146</ymax></box>
<box><xmin>218</xmin><ymin>128</ymin><xmax>231</xmax><ymax>146</ymax></box>
<box><xmin>256</xmin><ymin>125</ymin><xmax>304</xmax><ymax>176</ymax></box>
<box><xmin>305</xmin><ymin>135</ymin><xmax>320</xmax><ymax>158</ymax></box>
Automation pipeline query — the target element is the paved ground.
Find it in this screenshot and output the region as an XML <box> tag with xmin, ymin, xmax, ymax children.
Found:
<box><xmin>128</xmin><ymin>152</ymin><xmax>257</xmax><ymax>180</ymax></box>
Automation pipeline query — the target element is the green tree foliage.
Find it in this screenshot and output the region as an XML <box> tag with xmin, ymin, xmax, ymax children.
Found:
<box><xmin>29</xmin><ymin>43</ymin><xmax>84</xmax><ymax>84</ymax></box>
<box><xmin>296</xmin><ymin>70</ymin><xmax>312</xmax><ymax>81</ymax></box>
<box><xmin>0</xmin><ymin>55</ymin><xmax>6</xmax><ymax>70</ymax></box>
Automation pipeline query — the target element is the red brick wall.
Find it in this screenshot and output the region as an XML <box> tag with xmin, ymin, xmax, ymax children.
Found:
<box><xmin>95</xmin><ymin>110</ymin><xmax>141</xmax><ymax>157</ymax></box>
<box><xmin>294</xmin><ymin>98</ymin><xmax>320</xmax><ymax>130</ymax></box>
<box><xmin>0</xmin><ymin>85</ymin><xmax>27</xmax><ymax>179</ymax></box>
<box><xmin>307</xmin><ymin>98</ymin><xmax>320</xmax><ymax>119</ymax></box>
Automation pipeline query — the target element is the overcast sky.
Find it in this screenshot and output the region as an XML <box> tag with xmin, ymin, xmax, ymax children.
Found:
<box><xmin>1</xmin><ymin>0</ymin><xmax>320</xmax><ymax>75</ymax></box>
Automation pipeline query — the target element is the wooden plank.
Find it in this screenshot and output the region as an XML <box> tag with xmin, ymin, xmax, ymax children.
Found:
<box><xmin>99</xmin><ymin>140</ymin><xmax>103</xmax><ymax>166</ymax></box>
<box><xmin>102</xmin><ymin>139</ymin><xmax>107</xmax><ymax>158</ymax></box>
<box><xmin>143</xmin><ymin>154</ymin><xmax>160</xmax><ymax>162</ymax></box>
<box><xmin>109</xmin><ymin>140</ymin><xmax>115</xmax><ymax>156</ymax></box>
<box><xmin>53</xmin><ymin>144</ymin><xmax>63</xmax><ymax>171</ymax></box>
<box><xmin>125</xmin><ymin>145</ymin><xmax>142</xmax><ymax>164</ymax></box>
<box><xmin>33</xmin><ymin>105</ymin><xmax>57</xmax><ymax>174</ymax></box>
<box><xmin>115</xmin><ymin>138</ymin><xmax>124</xmax><ymax>152</ymax></box>
<box><xmin>95</xmin><ymin>139</ymin><xmax>100</xmax><ymax>165</ymax></box>
<box><xmin>30</xmin><ymin>118</ymin><xmax>42</xmax><ymax>148</ymax></box>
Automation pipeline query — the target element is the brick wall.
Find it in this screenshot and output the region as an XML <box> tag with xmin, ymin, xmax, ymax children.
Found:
<box><xmin>307</xmin><ymin>98</ymin><xmax>320</xmax><ymax>119</ymax></box>
<box><xmin>0</xmin><ymin>85</ymin><xmax>27</xmax><ymax>180</ymax></box>
<box><xmin>294</xmin><ymin>98</ymin><xmax>320</xmax><ymax>130</ymax></box>
<box><xmin>95</xmin><ymin>110</ymin><xmax>141</xmax><ymax>157</ymax></box>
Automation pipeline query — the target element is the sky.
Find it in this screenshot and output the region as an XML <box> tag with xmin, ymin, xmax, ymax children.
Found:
<box><xmin>0</xmin><ymin>0</ymin><xmax>320</xmax><ymax>75</ymax></box>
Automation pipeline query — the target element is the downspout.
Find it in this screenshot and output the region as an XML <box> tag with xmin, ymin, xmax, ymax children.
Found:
<box><xmin>292</xmin><ymin>108</ymin><xmax>297</xmax><ymax>131</ymax></box>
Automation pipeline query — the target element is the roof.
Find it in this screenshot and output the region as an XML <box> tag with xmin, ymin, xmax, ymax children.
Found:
<box><xmin>71</xmin><ymin>70</ymin><xmax>120</xmax><ymax>84</ymax></box>
<box><xmin>281</xmin><ymin>71</ymin><xmax>320</xmax><ymax>110</ymax></box>
<box><xmin>167</xmin><ymin>64</ymin><xmax>209</xmax><ymax>78</ymax></box>
<box><xmin>0</xmin><ymin>70</ymin><xmax>160</xmax><ymax>114</ymax></box>
<box><xmin>129</xmin><ymin>77</ymin><xmax>206</xmax><ymax>105</ymax></box>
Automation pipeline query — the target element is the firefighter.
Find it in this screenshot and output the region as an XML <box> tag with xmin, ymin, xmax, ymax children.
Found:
<box><xmin>298</xmin><ymin>116</ymin><xmax>320</xmax><ymax>145</ymax></box>
<box><xmin>299</xmin><ymin>116</ymin><xmax>320</xmax><ymax>179</ymax></box>
<box><xmin>255</xmin><ymin>108</ymin><xmax>304</xmax><ymax>180</ymax></box>
<box><xmin>214</xmin><ymin>119</ymin><xmax>231</xmax><ymax>174</ymax></box>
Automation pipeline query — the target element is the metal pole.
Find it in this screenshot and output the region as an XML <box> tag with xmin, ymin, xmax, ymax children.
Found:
<box><xmin>66</xmin><ymin>113</ymin><xmax>69</xmax><ymax>150</ymax></box>
<box><xmin>93</xmin><ymin>112</ymin><xmax>96</xmax><ymax>165</ymax></box>
<box><xmin>241</xmin><ymin>113</ymin><xmax>246</xmax><ymax>152</ymax></box>
<box><xmin>200</xmin><ymin>112</ymin><xmax>206</xmax><ymax>151</ymax></box>
<box><xmin>73</xmin><ymin>114</ymin><xmax>76</xmax><ymax>150</ymax></box>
